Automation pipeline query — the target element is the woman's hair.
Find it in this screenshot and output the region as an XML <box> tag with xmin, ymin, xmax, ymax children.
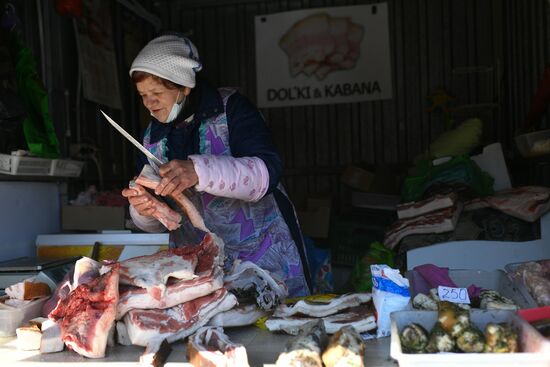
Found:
<box><xmin>131</xmin><ymin>71</ymin><xmax>183</xmax><ymax>90</ymax></box>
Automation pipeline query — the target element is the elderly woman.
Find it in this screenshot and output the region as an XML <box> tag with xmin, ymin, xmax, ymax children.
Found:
<box><xmin>122</xmin><ymin>33</ymin><xmax>311</xmax><ymax>296</ymax></box>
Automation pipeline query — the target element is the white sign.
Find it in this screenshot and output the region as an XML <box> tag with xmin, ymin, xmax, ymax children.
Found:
<box><xmin>438</xmin><ymin>286</ymin><xmax>471</xmax><ymax>304</ymax></box>
<box><xmin>255</xmin><ymin>3</ymin><xmax>392</xmax><ymax>108</ymax></box>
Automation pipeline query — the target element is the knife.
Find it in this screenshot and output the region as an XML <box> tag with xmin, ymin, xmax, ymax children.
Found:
<box><xmin>100</xmin><ymin>110</ymin><xmax>164</xmax><ymax>170</ymax></box>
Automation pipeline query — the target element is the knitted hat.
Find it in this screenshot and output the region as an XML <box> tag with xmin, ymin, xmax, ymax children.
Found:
<box><xmin>129</xmin><ymin>34</ymin><xmax>202</xmax><ymax>88</ymax></box>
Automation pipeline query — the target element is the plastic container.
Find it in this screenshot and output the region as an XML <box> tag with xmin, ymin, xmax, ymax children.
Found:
<box><xmin>515</xmin><ymin>129</ymin><xmax>550</xmax><ymax>157</ymax></box>
<box><xmin>50</xmin><ymin>159</ymin><xmax>85</xmax><ymax>177</ymax></box>
<box><xmin>0</xmin><ymin>154</ymin><xmax>52</xmax><ymax>176</ymax></box>
<box><xmin>504</xmin><ymin>260</ymin><xmax>550</xmax><ymax>307</ymax></box>
<box><xmin>0</xmin><ymin>296</ymin><xmax>48</xmax><ymax>336</ymax></box>
<box><xmin>390</xmin><ymin>310</ymin><xmax>550</xmax><ymax>367</ymax></box>
<box><xmin>406</xmin><ymin>269</ymin><xmax>537</xmax><ymax>309</ymax></box>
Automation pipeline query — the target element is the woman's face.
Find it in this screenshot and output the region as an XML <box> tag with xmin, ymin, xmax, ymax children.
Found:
<box><xmin>135</xmin><ymin>76</ymin><xmax>190</xmax><ymax>123</ymax></box>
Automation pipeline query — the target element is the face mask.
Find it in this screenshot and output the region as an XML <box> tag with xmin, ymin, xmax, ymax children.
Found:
<box><xmin>160</xmin><ymin>91</ymin><xmax>185</xmax><ymax>123</ymax></box>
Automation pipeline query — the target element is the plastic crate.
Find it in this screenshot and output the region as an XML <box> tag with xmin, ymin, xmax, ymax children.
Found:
<box><xmin>50</xmin><ymin>159</ymin><xmax>85</xmax><ymax>177</ymax></box>
<box><xmin>0</xmin><ymin>154</ymin><xmax>52</xmax><ymax>176</ymax></box>
<box><xmin>504</xmin><ymin>259</ymin><xmax>550</xmax><ymax>307</ymax></box>
<box><xmin>0</xmin><ymin>296</ymin><xmax>48</xmax><ymax>336</ymax></box>
<box><xmin>515</xmin><ymin>129</ymin><xmax>550</xmax><ymax>157</ymax></box>
<box><xmin>406</xmin><ymin>269</ymin><xmax>537</xmax><ymax>309</ymax></box>
<box><xmin>391</xmin><ymin>310</ymin><xmax>550</xmax><ymax>367</ymax></box>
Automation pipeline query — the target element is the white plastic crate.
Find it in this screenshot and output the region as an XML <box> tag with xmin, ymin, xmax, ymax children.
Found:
<box><xmin>0</xmin><ymin>154</ymin><xmax>52</xmax><ymax>176</ymax></box>
<box><xmin>50</xmin><ymin>159</ymin><xmax>85</xmax><ymax>177</ymax></box>
<box><xmin>390</xmin><ymin>310</ymin><xmax>550</xmax><ymax>367</ymax></box>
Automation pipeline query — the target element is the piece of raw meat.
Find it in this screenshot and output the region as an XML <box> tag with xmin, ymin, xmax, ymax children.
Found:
<box><xmin>187</xmin><ymin>326</ymin><xmax>250</xmax><ymax>367</ymax></box>
<box><xmin>118</xmin><ymin>246</ymin><xmax>200</xmax><ymax>297</ymax></box>
<box><xmin>129</xmin><ymin>183</ymin><xmax>182</xmax><ymax>230</ymax></box>
<box><xmin>136</xmin><ymin>164</ymin><xmax>209</xmax><ymax>232</ymax></box>
<box><xmin>207</xmin><ymin>303</ymin><xmax>268</xmax><ymax>328</ymax></box>
<box><xmin>266</xmin><ymin>304</ymin><xmax>376</xmax><ymax>335</ymax></box>
<box><xmin>273</xmin><ymin>293</ymin><xmax>371</xmax><ymax>318</ymax></box>
<box><xmin>384</xmin><ymin>203</ymin><xmax>463</xmax><ymax>249</ymax></box>
<box><xmin>397</xmin><ymin>193</ymin><xmax>457</xmax><ymax>220</ymax></box>
<box><xmin>116</xmin><ymin>233</ymin><xmax>225</xmax><ymax>318</ymax></box>
<box><xmin>42</xmin><ymin>266</ymin><xmax>74</xmax><ymax>317</ymax></box>
<box><xmin>124</xmin><ymin>289</ymin><xmax>237</xmax><ymax>347</ymax></box>
<box><xmin>49</xmin><ymin>265</ymin><xmax>120</xmax><ymax>358</ymax></box>
<box><xmin>117</xmin><ymin>267</ymin><xmax>224</xmax><ymax>319</ymax></box>
<box><xmin>480</xmin><ymin>186</ymin><xmax>550</xmax><ymax>222</ymax></box>
<box><xmin>275</xmin><ymin>319</ymin><xmax>327</xmax><ymax>367</ymax></box>
<box><xmin>224</xmin><ymin>260</ymin><xmax>287</xmax><ymax>310</ymax></box>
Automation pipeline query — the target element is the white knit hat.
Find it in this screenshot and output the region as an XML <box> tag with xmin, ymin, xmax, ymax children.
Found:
<box><xmin>129</xmin><ymin>34</ymin><xmax>202</xmax><ymax>88</ymax></box>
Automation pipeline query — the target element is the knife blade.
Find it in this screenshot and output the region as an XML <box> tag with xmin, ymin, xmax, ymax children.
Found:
<box><xmin>100</xmin><ymin>110</ymin><xmax>164</xmax><ymax>169</ymax></box>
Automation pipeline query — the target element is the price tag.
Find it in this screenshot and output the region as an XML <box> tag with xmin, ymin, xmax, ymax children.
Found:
<box><xmin>437</xmin><ymin>286</ymin><xmax>471</xmax><ymax>304</ymax></box>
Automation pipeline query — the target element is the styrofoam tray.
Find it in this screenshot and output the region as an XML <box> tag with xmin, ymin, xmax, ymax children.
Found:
<box><xmin>390</xmin><ymin>310</ymin><xmax>550</xmax><ymax>367</ymax></box>
<box><xmin>406</xmin><ymin>269</ymin><xmax>537</xmax><ymax>309</ymax></box>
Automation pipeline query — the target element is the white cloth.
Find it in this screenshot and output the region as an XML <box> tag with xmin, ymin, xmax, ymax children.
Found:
<box><xmin>190</xmin><ymin>154</ymin><xmax>269</xmax><ymax>202</ymax></box>
<box><xmin>130</xmin><ymin>34</ymin><xmax>202</xmax><ymax>87</ymax></box>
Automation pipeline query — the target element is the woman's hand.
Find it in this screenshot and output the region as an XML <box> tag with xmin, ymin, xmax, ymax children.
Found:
<box><xmin>155</xmin><ymin>159</ymin><xmax>198</xmax><ymax>196</ymax></box>
<box><xmin>122</xmin><ymin>185</ymin><xmax>156</xmax><ymax>217</ymax></box>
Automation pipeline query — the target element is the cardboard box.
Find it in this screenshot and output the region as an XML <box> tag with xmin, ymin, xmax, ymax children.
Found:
<box><xmin>61</xmin><ymin>205</ymin><xmax>126</xmax><ymax>231</ymax></box>
<box><xmin>297</xmin><ymin>198</ymin><xmax>332</xmax><ymax>239</ymax></box>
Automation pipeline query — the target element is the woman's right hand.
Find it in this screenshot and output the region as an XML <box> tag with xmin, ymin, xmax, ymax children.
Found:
<box><xmin>122</xmin><ymin>185</ymin><xmax>156</xmax><ymax>217</ymax></box>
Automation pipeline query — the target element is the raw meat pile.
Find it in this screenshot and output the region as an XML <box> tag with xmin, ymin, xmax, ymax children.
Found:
<box><xmin>266</xmin><ymin>293</ymin><xmax>376</xmax><ymax>335</ymax></box>
<box><xmin>40</xmin><ymin>164</ymin><xmax>375</xmax><ymax>364</ymax></box>
<box><xmin>384</xmin><ymin>194</ymin><xmax>462</xmax><ymax>249</ymax></box>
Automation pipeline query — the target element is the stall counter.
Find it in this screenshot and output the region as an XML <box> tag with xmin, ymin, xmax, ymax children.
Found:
<box><xmin>0</xmin><ymin>325</ymin><xmax>394</xmax><ymax>366</ymax></box>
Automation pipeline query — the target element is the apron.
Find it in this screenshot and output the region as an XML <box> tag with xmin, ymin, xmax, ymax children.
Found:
<box><xmin>142</xmin><ymin>88</ymin><xmax>309</xmax><ymax>297</ymax></box>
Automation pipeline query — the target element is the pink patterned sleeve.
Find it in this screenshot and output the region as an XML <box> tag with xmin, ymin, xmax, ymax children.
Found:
<box><xmin>189</xmin><ymin>154</ymin><xmax>269</xmax><ymax>202</ymax></box>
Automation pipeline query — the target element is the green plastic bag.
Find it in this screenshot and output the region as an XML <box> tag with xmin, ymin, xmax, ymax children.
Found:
<box><xmin>401</xmin><ymin>155</ymin><xmax>494</xmax><ymax>202</ymax></box>
<box><xmin>9</xmin><ymin>34</ymin><xmax>60</xmax><ymax>158</ymax></box>
<box><xmin>350</xmin><ymin>242</ymin><xmax>395</xmax><ymax>292</ymax></box>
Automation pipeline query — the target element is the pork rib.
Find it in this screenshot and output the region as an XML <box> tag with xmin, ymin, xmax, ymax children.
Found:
<box><xmin>49</xmin><ymin>265</ymin><xmax>120</xmax><ymax>358</ymax></box>
<box><xmin>136</xmin><ymin>164</ymin><xmax>209</xmax><ymax>232</ymax></box>
<box><xmin>130</xmin><ymin>183</ymin><xmax>182</xmax><ymax>230</ymax></box>
<box><xmin>273</xmin><ymin>293</ymin><xmax>372</xmax><ymax>318</ymax></box>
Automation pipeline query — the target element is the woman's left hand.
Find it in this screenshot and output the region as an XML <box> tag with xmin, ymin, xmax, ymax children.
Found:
<box><xmin>155</xmin><ymin>159</ymin><xmax>198</xmax><ymax>196</ymax></box>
